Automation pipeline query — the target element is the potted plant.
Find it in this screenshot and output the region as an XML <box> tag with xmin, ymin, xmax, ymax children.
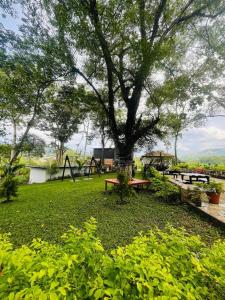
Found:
<box><xmin>195</xmin><ymin>181</ymin><xmax>224</xmax><ymax>204</ymax></box>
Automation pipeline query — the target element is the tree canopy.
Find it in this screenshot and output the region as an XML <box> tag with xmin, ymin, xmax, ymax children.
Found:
<box><xmin>18</xmin><ymin>0</ymin><xmax>225</xmax><ymax>162</ymax></box>
<box><xmin>1</xmin><ymin>0</ymin><xmax>225</xmax><ymax>163</ymax></box>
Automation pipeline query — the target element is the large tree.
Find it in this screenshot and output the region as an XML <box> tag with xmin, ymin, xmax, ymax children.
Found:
<box><xmin>9</xmin><ymin>1</ymin><xmax>225</xmax><ymax>164</ymax></box>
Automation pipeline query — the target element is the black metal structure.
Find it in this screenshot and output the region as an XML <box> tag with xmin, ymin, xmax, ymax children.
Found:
<box><xmin>62</xmin><ymin>155</ymin><xmax>75</xmax><ymax>182</ymax></box>
<box><xmin>93</xmin><ymin>148</ymin><xmax>116</xmax><ymax>160</ymax></box>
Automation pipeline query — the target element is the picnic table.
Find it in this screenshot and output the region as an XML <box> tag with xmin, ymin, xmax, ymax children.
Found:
<box><xmin>180</xmin><ymin>173</ymin><xmax>210</xmax><ymax>184</ymax></box>
<box><xmin>105</xmin><ymin>178</ymin><xmax>151</xmax><ymax>191</ymax></box>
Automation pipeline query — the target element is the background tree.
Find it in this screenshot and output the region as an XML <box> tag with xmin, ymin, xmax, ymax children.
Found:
<box><xmin>190</xmin><ymin>12</ymin><xmax>225</xmax><ymax>116</ymax></box>
<box><xmin>20</xmin><ymin>134</ymin><xmax>46</xmax><ymax>158</ymax></box>
<box><xmin>41</xmin><ymin>86</ymin><xmax>82</xmax><ymax>165</ymax></box>
<box><xmin>0</xmin><ymin>22</ymin><xmax>72</xmax><ymax>164</ymax></box>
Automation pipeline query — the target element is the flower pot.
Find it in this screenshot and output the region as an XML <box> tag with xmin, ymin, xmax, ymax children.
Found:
<box><xmin>207</xmin><ymin>192</ymin><xmax>220</xmax><ymax>204</ymax></box>
<box><xmin>195</xmin><ymin>199</ymin><xmax>202</xmax><ymax>207</ymax></box>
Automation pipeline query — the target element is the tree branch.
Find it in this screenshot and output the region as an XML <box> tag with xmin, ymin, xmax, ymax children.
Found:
<box><xmin>84</xmin><ymin>0</ymin><xmax>120</xmax><ymax>140</ymax></box>
<box><xmin>133</xmin><ymin>117</ymin><xmax>160</xmax><ymax>143</ymax></box>
<box><xmin>161</xmin><ymin>2</ymin><xmax>225</xmax><ymax>40</ymax></box>
<box><xmin>71</xmin><ymin>67</ymin><xmax>108</xmax><ymax>114</ymax></box>
<box><xmin>150</xmin><ymin>0</ymin><xmax>167</xmax><ymax>45</ymax></box>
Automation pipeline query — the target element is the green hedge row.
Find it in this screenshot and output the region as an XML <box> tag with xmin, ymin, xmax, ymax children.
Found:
<box><xmin>0</xmin><ymin>218</ymin><xmax>225</xmax><ymax>299</ymax></box>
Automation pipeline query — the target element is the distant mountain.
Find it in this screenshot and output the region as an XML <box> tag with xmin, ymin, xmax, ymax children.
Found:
<box><xmin>196</xmin><ymin>148</ymin><xmax>225</xmax><ymax>157</ymax></box>
<box><xmin>182</xmin><ymin>148</ymin><xmax>225</xmax><ymax>164</ymax></box>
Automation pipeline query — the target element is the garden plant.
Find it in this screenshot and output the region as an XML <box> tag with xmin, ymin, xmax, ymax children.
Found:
<box><xmin>0</xmin><ymin>164</ymin><xmax>23</xmax><ymax>203</ymax></box>
<box><xmin>0</xmin><ymin>219</ymin><xmax>225</xmax><ymax>299</ymax></box>
<box><xmin>114</xmin><ymin>171</ymin><xmax>136</xmax><ymax>205</ymax></box>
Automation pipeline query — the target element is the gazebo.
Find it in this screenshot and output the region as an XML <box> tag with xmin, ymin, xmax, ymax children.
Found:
<box><xmin>141</xmin><ymin>150</ymin><xmax>174</xmax><ymax>171</ymax></box>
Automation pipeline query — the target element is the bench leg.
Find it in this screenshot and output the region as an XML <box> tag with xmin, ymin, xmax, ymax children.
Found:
<box><xmin>105</xmin><ymin>181</ymin><xmax>107</xmax><ymax>191</ymax></box>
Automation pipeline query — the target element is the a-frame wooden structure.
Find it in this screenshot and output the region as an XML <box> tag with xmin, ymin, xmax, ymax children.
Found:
<box><xmin>61</xmin><ymin>155</ymin><xmax>75</xmax><ymax>182</ymax></box>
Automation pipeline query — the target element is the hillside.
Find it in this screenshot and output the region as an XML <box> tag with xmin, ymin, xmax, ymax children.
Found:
<box><xmin>182</xmin><ymin>148</ymin><xmax>225</xmax><ymax>164</ymax></box>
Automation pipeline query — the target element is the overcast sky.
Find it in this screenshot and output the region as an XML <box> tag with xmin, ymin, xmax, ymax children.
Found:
<box><xmin>1</xmin><ymin>9</ymin><xmax>225</xmax><ymax>159</ymax></box>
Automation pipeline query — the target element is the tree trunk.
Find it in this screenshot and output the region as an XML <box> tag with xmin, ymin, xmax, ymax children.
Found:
<box><xmin>10</xmin><ymin>119</ymin><xmax>17</xmax><ymax>161</ymax></box>
<box><xmin>116</xmin><ymin>143</ymin><xmax>134</xmax><ymax>179</ymax></box>
<box><xmin>174</xmin><ymin>133</ymin><xmax>178</xmax><ymax>165</ymax></box>
<box><xmin>57</xmin><ymin>141</ymin><xmax>65</xmax><ymax>166</ymax></box>
<box><xmin>101</xmin><ymin>135</ymin><xmax>105</xmax><ymax>166</ymax></box>
<box><xmin>10</xmin><ymin>109</ymin><xmax>37</xmax><ymax>165</ymax></box>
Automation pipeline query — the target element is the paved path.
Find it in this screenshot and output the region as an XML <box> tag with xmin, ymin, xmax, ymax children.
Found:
<box><xmin>169</xmin><ymin>175</ymin><xmax>225</xmax><ymax>203</ymax></box>
<box><xmin>169</xmin><ymin>175</ymin><xmax>225</xmax><ymax>225</ymax></box>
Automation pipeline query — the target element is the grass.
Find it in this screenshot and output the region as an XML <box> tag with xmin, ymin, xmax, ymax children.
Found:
<box><xmin>0</xmin><ymin>174</ymin><xmax>225</xmax><ymax>248</ymax></box>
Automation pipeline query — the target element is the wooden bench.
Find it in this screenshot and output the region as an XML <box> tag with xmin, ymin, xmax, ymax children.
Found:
<box><xmin>105</xmin><ymin>178</ymin><xmax>151</xmax><ymax>191</ymax></box>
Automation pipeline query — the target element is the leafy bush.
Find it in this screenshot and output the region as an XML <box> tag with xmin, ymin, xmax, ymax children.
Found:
<box><xmin>0</xmin><ymin>163</ymin><xmax>24</xmax><ymax>177</ymax></box>
<box><xmin>143</xmin><ymin>166</ymin><xmax>163</xmax><ymax>179</ymax></box>
<box><xmin>46</xmin><ymin>161</ymin><xmax>59</xmax><ymax>180</ymax></box>
<box><xmin>114</xmin><ymin>171</ymin><xmax>135</xmax><ymax>204</ymax></box>
<box><xmin>168</xmin><ymin>165</ymin><xmax>181</xmax><ymax>172</ymax></box>
<box><xmin>195</xmin><ymin>181</ymin><xmax>224</xmax><ymax>194</ymax></box>
<box><xmin>17</xmin><ymin>167</ymin><xmax>30</xmax><ymax>176</ymax></box>
<box><xmin>142</xmin><ymin>166</ymin><xmax>179</xmax><ymax>202</ymax></box>
<box><xmin>212</xmin><ymin>165</ymin><xmax>225</xmax><ymax>172</ymax></box>
<box><xmin>177</xmin><ymin>162</ymin><xmax>189</xmax><ymax>169</ymax></box>
<box><xmin>0</xmin><ymin>219</ymin><xmax>225</xmax><ymax>299</ymax></box>
<box><xmin>15</xmin><ymin>167</ymin><xmax>30</xmax><ymax>184</ymax></box>
<box><xmin>150</xmin><ymin>177</ymin><xmax>180</xmax><ymax>203</ymax></box>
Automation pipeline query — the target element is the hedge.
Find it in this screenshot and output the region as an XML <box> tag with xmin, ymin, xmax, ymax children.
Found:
<box><xmin>0</xmin><ymin>218</ymin><xmax>225</xmax><ymax>299</ymax></box>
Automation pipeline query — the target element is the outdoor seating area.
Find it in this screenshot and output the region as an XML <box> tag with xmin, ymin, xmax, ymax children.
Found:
<box><xmin>173</xmin><ymin>172</ymin><xmax>210</xmax><ymax>184</ymax></box>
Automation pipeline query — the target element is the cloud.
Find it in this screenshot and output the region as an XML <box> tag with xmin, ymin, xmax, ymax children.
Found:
<box><xmin>197</xmin><ymin>127</ymin><xmax>225</xmax><ymax>140</ymax></box>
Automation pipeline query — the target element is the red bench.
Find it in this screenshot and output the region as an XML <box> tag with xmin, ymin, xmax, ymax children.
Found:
<box><xmin>105</xmin><ymin>178</ymin><xmax>151</xmax><ymax>191</ymax></box>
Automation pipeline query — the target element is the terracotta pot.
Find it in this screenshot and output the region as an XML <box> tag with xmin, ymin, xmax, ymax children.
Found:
<box><xmin>207</xmin><ymin>192</ymin><xmax>220</xmax><ymax>204</ymax></box>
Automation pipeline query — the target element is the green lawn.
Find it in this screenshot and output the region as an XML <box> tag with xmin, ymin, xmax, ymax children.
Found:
<box><xmin>0</xmin><ymin>174</ymin><xmax>225</xmax><ymax>248</ymax></box>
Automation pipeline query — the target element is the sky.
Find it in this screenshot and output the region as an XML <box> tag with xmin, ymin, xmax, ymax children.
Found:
<box><xmin>1</xmin><ymin>7</ymin><xmax>225</xmax><ymax>159</ymax></box>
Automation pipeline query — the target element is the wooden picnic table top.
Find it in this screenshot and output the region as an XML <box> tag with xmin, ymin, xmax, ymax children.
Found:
<box><xmin>180</xmin><ymin>173</ymin><xmax>209</xmax><ymax>177</ymax></box>
<box><xmin>105</xmin><ymin>178</ymin><xmax>151</xmax><ymax>185</ymax></box>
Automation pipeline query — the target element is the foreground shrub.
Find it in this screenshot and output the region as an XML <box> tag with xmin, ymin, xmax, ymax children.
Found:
<box><xmin>0</xmin><ymin>219</ymin><xmax>225</xmax><ymax>299</ymax></box>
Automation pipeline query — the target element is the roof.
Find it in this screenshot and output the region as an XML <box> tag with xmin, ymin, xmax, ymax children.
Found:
<box><xmin>141</xmin><ymin>151</ymin><xmax>174</xmax><ymax>158</ymax></box>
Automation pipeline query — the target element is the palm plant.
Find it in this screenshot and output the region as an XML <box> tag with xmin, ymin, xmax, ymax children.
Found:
<box><xmin>1</xmin><ymin>163</ymin><xmax>24</xmax><ymax>177</ymax></box>
<box><xmin>0</xmin><ymin>163</ymin><xmax>23</xmax><ymax>202</ymax></box>
<box><xmin>76</xmin><ymin>158</ymin><xmax>86</xmax><ymax>175</ymax></box>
